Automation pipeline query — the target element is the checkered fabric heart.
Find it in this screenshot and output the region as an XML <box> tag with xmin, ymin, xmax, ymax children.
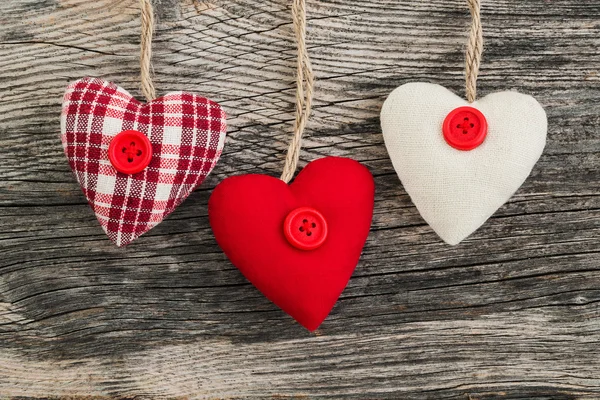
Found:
<box><xmin>60</xmin><ymin>77</ymin><xmax>227</xmax><ymax>246</ymax></box>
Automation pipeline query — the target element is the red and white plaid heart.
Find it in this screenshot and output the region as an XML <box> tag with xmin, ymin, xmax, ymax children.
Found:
<box><xmin>60</xmin><ymin>77</ymin><xmax>226</xmax><ymax>246</ymax></box>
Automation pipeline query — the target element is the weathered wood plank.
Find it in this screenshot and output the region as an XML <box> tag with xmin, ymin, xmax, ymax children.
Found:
<box><xmin>0</xmin><ymin>0</ymin><xmax>599</xmax><ymax>398</ymax></box>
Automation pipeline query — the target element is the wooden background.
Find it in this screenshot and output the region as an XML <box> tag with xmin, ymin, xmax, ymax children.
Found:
<box><xmin>1</xmin><ymin>0</ymin><xmax>599</xmax><ymax>398</ymax></box>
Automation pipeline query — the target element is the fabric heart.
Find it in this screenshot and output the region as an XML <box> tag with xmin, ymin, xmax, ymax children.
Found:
<box><xmin>61</xmin><ymin>77</ymin><xmax>226</xmax><ymax>246</ymax></box>
<box><xmin>208</xmin><ymin>157</ymin><xmax>374</xmax><ymax>331</ymax></box>
<box><xmin>381</xmin><ymin>82</ymin><xmax>547</xmax><ymax>245</ymax></box>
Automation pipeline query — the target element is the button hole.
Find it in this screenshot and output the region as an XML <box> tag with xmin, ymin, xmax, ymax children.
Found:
<box><xmin>302</xmin><ymin>219</ymin><xmax>308</xmax><ymax>223</ymax></box>
<box><xmin>122</xmin><ymin>147</ymin><xmax>127</xmax><ymax>153</ymax></box>
<box><xmin>130</xmin><ymin>141</ymin><xmax>136</xmax><ymax>146</ymax></box>
<box><xmin>136</xmin><ymin>150</ymin><xmax>142</xmax><ymax>156</ymax></box>
<box><xmin>299</xmin><ymin>226</ymin><xmax>304</xmax><ymax>232</ymax></box>
<box><xmin>307</xmin><ymin>232</ymin><xmax>312</xmax><ymax>236</ymax></box>
<box><xmin>311</xmin><ymin>222</ymin><xmax>316</xmax><ymax>228</ymax></box>
<box><xmin>470</xmin><ymin>123</ymin><xmax>474</xmax><ymax>128</ymax></box>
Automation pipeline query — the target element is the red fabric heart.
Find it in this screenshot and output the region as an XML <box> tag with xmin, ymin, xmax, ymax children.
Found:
<box><xmin>61</xmin><ymin>77</ymin><xmax>226</xmax><ymax>246</ymax></box>
<box><xmin>208</xmin><ymin>157</ymin><xmax>374</xmax><ymax>331</ymax></box>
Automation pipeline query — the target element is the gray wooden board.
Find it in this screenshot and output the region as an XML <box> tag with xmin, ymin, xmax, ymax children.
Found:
<box><xmin>0</xmin><ymin>0</ymin><xmax>599</xmax><ymax>398</ymax></box>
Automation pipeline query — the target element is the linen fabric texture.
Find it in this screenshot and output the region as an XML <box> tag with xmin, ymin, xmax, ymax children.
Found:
<box><xmin>209</xmin><ymin>157</ymin><xmax>375</xmax><ymax>331</ymax></box>
<box><xmin>381</xmin><ymin>82</ymin><xmax>547</xmax><ymax>245</ymax></box>
<box><xmin>61</xmin><ymin>77</ymin><xmax>226</xmax><ymax>246</ymax></box>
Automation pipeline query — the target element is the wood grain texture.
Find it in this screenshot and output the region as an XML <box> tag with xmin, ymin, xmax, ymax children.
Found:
<box><xmin>0</xmin><ymin>0</ymin><xmax>599</xmax><ymax>398</ymax></box>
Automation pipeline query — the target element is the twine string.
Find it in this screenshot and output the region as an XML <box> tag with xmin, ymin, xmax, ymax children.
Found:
<box><xmin>280</xmin><ymin>0</ymin><xmax>315</xmax><ymax>183</ymax></box>
<box><xmin>465</xmin><ymin>0</ymin><xmax>483</xmax><ymax>103</ymax></box>
<box><xmin>140</xmin><ymin>0</ymin><xmax>156</xmax><ymax>102</ymax></box>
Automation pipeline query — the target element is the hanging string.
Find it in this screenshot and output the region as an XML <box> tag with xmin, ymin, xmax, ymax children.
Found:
<box><xmin>280</xmin><ymin>0</ymin><xmax>315</xmax><ymax>183</ymax></box>
<box><xmin>465</xmin><ymin>0</ymin><xmax>483</xmax><ymax>103</ymax></box>
<box><xmin>140</xmin><ymin>0</ymin><xmax>156</xmax><ymax>102</ymax></box>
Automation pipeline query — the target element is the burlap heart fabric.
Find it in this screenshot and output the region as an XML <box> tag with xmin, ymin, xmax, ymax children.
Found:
<box><xmin>381</xmin><ymin>82</ymin><xmax>547</xmax><ymax>245</ymax></box>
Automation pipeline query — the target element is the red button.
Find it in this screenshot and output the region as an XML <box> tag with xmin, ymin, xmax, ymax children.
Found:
<box><xmin>442</xmin><ymin>106</ymin><xmax>488</xmax><ymax>151</ymax></box>
<box><xmin>108</xmin><ymin>130</ymin><xmax>152</xmax><ymax>174</ymax></box>
<box><xmin>283</xmin><ymin>207</ymin><xmax>328</xmax><ymax>251</ymax></box>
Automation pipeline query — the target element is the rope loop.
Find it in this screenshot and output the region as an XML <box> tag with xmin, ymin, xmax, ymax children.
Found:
<box><xmin>465</xmin><ymin>0</ymin><xmax>483</xmax><ymax>103</ymax></box>
<box><xmin>280</xmin><ymin>0</ymin><xmax>314</xmax><ymax>183</ymax></box>
<box><xmin>140</xmin><ymin>0</ymin><xmax>156</xmax><ymax>102</ymax></box>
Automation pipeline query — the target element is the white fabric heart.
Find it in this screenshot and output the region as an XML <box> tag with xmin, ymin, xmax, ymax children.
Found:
<box><xmin>381</xmin><ymin>82</ymin><xmax>547</xmax><ymax>245</ymax></box>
